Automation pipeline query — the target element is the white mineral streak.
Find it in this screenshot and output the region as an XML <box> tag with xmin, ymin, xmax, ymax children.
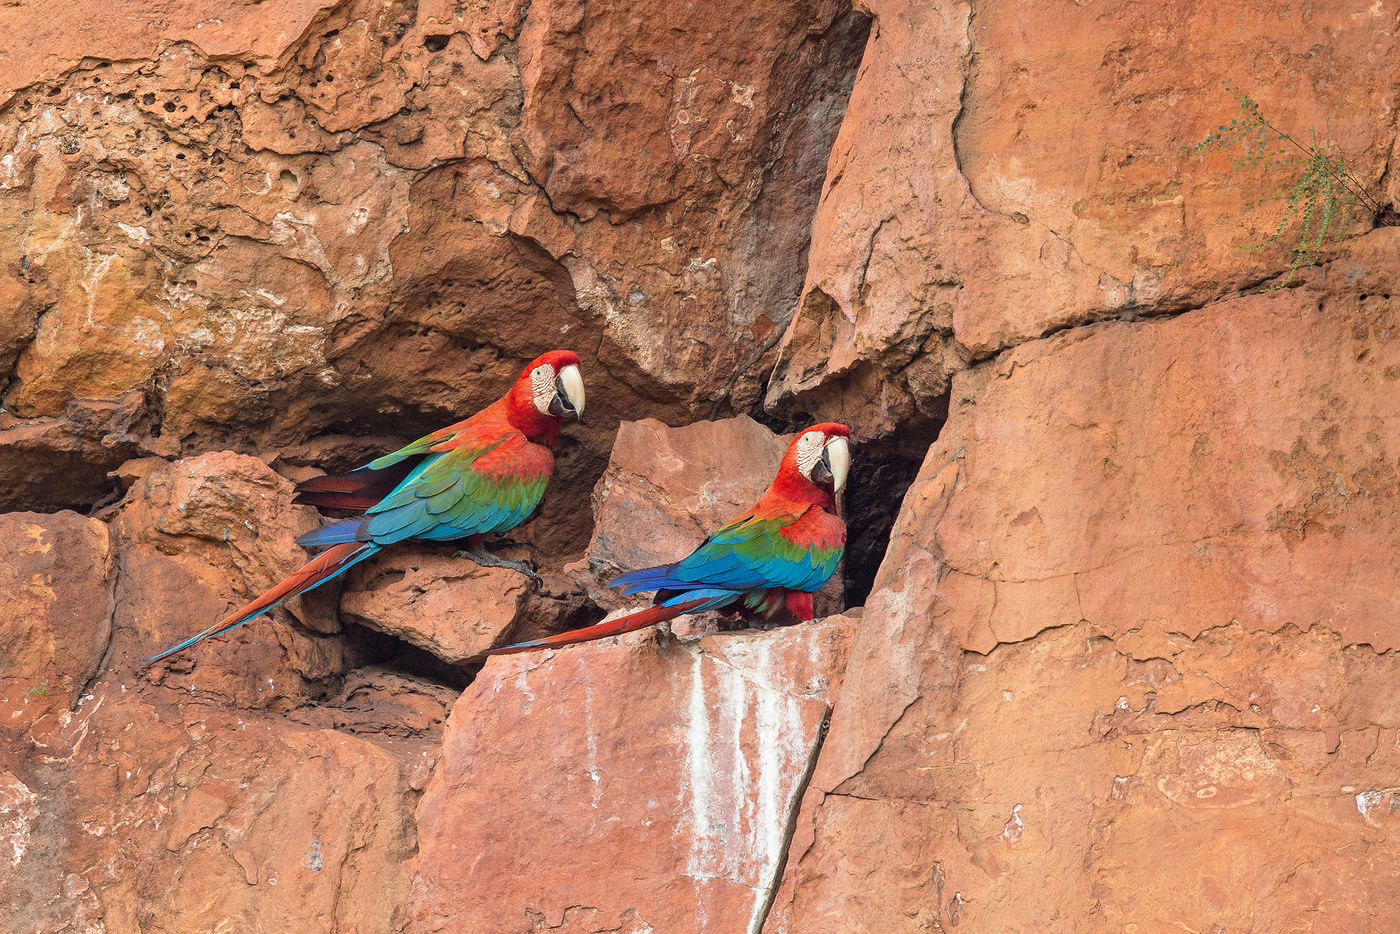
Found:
<box><xmin>0</xmin><ymin>772</ymin><xmax>40</xmax><ymax>869</ymax></box>
<box><xmin>680</xmin><ymin>639</ymin><xmax>818</xmax><ymax>934</ymax></box>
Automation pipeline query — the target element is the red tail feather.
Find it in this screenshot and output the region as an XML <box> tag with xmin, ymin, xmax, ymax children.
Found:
<box><xmin>235</xmin><ymin>541</ymin><xmax>371</xmax><ymax>616</ymax></box>
<box><xmin>472</xmin><ymin>598</ymin><xmax>711</xmax><ymax>659</ymax></box>
<box><xmin>147</xmin><ymin>541</ymin><xmax>377</xmax><ymax>662</ymax></box>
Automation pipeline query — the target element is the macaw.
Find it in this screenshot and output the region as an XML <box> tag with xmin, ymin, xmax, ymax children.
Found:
<box><xmin>148</xmin><ymin>350</ymin><xmax>586</xmax><ymax>663</ymax></box>
<box><xmin>473</xmin><ymin>422</ymin><xmax>850</xmax><ymax>658</ymax></box>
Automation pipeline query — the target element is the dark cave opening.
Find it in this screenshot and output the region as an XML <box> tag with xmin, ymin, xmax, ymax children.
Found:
<box><xmin>343</xmin><ymin>622</ymin><xmax>472</xmax><ymax>691</ymax></box>
<box><xmin>839</xmin><ymin>414</ymin><xmax>945</xmax><ymax>608</ymax></box>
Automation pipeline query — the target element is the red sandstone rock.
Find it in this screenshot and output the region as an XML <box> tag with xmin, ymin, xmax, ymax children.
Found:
<box><xmin>4</xmin><ymin>0</ymin><xmax>1400</xmax><ymax>929</ymax></box>
<box><xmin>766</xmin><ymin>0</ymin><xmax>1400</xmax><ymax>436</ymax></box>
<box><xmin>0</xmin><ymin>511</ymin><xmax>114</xmax><ymax>733</ymax></box>
<box><xmin>406</xmin><ymin>617</ymin><xmax>855</xmax><ymax>933</ymax></box>
<box><xmin>341</xmin><ymin>550</ymin><xmax>532</xmax><ymax>663</ymax></box>
<box><xmin>767</xmin><ymin>230</ymin><xmax>1400</xmax><ymax>931</ymax></box>
<box><xmin>0</xmin><ymin>0</ymin><xmax>864</xmax><ymax>525</ymax></box>
<box><xmin>0</xmin><ymin>687</ymin><xmax>436</xmax><ymax>934</ymax></box>
<box><xmin>111</xmin><ymin>452</ymin><xmax>364</xmax><ymax>707</ymax></box>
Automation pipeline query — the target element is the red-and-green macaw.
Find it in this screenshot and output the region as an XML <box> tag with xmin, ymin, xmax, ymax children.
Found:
<box><xmin>148</xmin><ymin>350</ymin><xmax>586</xmax><ymax>662</ymax></box>
<box><xmin>474</xmin><ymin>422</ymin><xmax>850</xmax><ymax>658</ymax></box>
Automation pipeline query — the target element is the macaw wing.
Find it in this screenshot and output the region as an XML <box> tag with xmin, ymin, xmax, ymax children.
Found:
<box><xmin>364</xmin><ymin>415</ymin><xmax>489</xmax><ymax>470</ymax></box>
<box><xmin>292</xmin><ymin>458</ymin><xmax>421</xmax><ymax>511</ymax></box>
<box><xmin>360</xmin><ymin>431</ymin><xmax>553</xmax><ymax>544</ymax></box>
<box><xmin>663</xmin><ymin>505</ymin><xmax>841</xmax><ymax>594</ymax></box>
<box><xmin>294</xmin><ymin>415</ymin><xmax>494</xmax><ymax>511</ymax></box>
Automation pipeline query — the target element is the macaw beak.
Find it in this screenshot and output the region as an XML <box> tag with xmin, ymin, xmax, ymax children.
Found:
<box><xmin>821</xmin><ymin>435</ymin><xmax>850</xmax><ymax>494</ymax></box>
<box><xmin>550</xmin><ymin>363</ymin><xmax>586</xmax><ymax>422</ymax></box>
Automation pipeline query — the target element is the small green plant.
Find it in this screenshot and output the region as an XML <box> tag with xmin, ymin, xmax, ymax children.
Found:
<box><xmin>1188</xmin><ymin>84</ymin><xmax>1381</xmax><ymax>289</ymax></box>
<box><xmin>24</xmin><ymin>676</ymin><xmax>51</xmax><ymax>697</ymax></box>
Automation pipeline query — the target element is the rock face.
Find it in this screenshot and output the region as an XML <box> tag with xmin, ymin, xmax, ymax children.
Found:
<box><xmin>0</xmin><ymin>511</ymin><xmax>114</xmax><ymax>732</ymax></box>
<box><xmin>4</xmin><ymin>0</ymin><xmax>1400</xmax><ymax>930</ymax></box>
<box><xmin>767</xmin><ymin>230</ymin><xmax>1400</xmax><ymax>931</ymax></box>
<box><xmin>407</xmin><ymin>618</ymin><xmax>856</xmax><ymax>934</ymax></box>
<box><xmin>0</xmin><ymin>460</ymin><xmax>453</xmax><ymax>934</ymax></box>
<box><xmin>765</xmin><ymin>0</ymin><xmax>1400</xmax><ymax>436</ymax></box>
<box><xmin>0</xmin><ymin>0</ymin><xmax>869</xmax><ymax>527</ymax></box>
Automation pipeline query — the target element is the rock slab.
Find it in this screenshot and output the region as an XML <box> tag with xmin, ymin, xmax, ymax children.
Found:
<box><xmin>407</xmin><ymin>618</ymin><xmax>856</xmax><ymax>934</ymax></box>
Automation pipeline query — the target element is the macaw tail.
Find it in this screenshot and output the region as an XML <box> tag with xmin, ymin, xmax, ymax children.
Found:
<box><xmin>147</xmin><ymin>541</ymin><xmax>380</xmax><ymax>663</ymax></box>
<box><xmin>471</xmin><ymin>597</ymin><xmax>718</xmax><ymax>660</ymax></box>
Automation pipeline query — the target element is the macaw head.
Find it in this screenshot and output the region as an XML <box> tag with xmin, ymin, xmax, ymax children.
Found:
<box><xmin>526</xmin><ymin>350</ymin><xmax>586</xmax><ymax>421</ymax></box>
<box><xmin>509</xmin><ymin>350</ymin><xmax>585</xmax><ymax>441</ymax></box>
<box><xmin>770</xmin><ymin>422</ymin><xmax>851</xmax><ymax>509</ymax></box>
<box><xmin>792</xmin><ymin>422</ymin><xmax>851</xmax><ymax>495</ymax></box>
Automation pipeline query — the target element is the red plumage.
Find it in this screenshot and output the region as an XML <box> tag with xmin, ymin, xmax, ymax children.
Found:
<box><xmin>471</xmin><ymin>598</ymin><xmax>712</xmax><ymax>658</ymax></box>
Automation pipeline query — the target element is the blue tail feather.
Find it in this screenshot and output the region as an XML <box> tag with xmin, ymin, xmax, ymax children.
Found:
<box><xmin>296</xmin><ymin>518</ymin><xmax>366</xmax><ymax>548</ymax></box>
<box><xmin>608</xmin><ymin>564</ymin><xmax>687</xmax><ymax>594</ymax></box>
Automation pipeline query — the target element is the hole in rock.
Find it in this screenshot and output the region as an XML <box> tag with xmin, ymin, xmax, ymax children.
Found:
<box><xmin>0</xmin><ymin>449</ymin><xmax>124</xmax><ymax>514</ymax></box>
<box><xmin>839</xmin><ymin>412</ymin><xmax>945</xmax><ymax>608</ymax></box>
<box><xmin>423</xmin><ymin>34</ymin><xmax>449</xmax><ymax>52</ymax></box>
<box><xmin>347</xmin><ymin>623</ymin><xmax>471</xmax><ymax>691</ymax></box>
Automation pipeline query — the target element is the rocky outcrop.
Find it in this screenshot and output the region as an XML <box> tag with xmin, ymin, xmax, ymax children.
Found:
<box><xmin>407</xmin><ymin>617</ymin><xmax>856</xmax><ymax>934</ymax></box>
<box><xmin>341</xmin><ymin>552</ymin><xmax>532</xmax><ymax>662</ymax></box>
<box><xmin>767</xmin><ymin>229</ymin><xmax>1400</xmax><ymax>931</ymax></box>
<box><xmin>765</xmin><ymin>0</ymin><xmax>1400</xmax><ymax>436</ymax></box>
<box><xmin>0</xmin><ymin>0</ymin><xmax>869</xmax><ymax>529</ymax></box>
<box><xmin>0</xmin><ymin>459</ymin><xmax>453</xmax><ymax>933</ymax></box>
<box><xmin>0</xmin><ymin>511</ymin><xmax>114</xmax><ymax>733</ymax></box>
<box><xmin>4</xmin><ymin>0</ymin><xmax>1400</xmax><ymax>930</ymax></box>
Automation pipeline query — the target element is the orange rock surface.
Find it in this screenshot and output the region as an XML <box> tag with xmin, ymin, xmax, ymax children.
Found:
<box><xmin>2</xmin><ymin>0</ymin><xmax>1399</xmax><ymax>930</ymax></box>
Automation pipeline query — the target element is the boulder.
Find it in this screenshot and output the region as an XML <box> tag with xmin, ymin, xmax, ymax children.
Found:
<box><xmin>341</xmin><ymin>550</ymin><xmax>532</xmax><ymax>663</ymax></box>
<box><xmin>407</xmin><ymin>617</ymin><xmax>856</xmax><ymax>933</ymax></box>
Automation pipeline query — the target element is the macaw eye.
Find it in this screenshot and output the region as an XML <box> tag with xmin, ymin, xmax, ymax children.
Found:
<box><xmin>794</xmin><ymin>430</ymin><xmax>826</xmax><ymax>479</ymax></box>
<box><xmin>530</xmin><ymin>364</ymin><xmax>556</xmax><ymax>415</ymax></box>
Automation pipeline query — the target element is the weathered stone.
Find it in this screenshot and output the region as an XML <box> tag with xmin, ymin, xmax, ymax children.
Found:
<box><xmin>407</xmin><ymin>617</ymin><xmax>855</xmax><ymax>933</ymax></box>
<box><xmin>6</xmin><ymin>0</ymin><xmax>1400</xmax><ymax>928</ymax></box>
<box><xmin>0</xmin><ymin>0</ymin><xmax>866</xmax><ymax>529</ymax></box>
<box><xmin>768</xmin><ymin>231</ymin><xmax>1400</xmax><ymax>931</ymax></box>
<box><xmin>0</xmin><ymin>396</ymin><xmax>145</xmax><ymax>512</ymax></box>
<box><xmin>0</xmin><ymin>511</ymin><xmax>114</xmax><ymax>732</ymax></box>
<box><xmin>111</xmin><ymin>452</ymin><xmax>363</xmax><ymax>707</ymax></box>
<box><xmin>766</xmin><ymin>0</ymin><xmax>1400</xmax><ymax>435</ymax></box>
<box><xmin>0</xmin><ymin>688</ymin><xmax>434</xmax><ymax>934</ymax></box>
<box><xmin>341</xmin><ymin>550</ymin><xmax>532</xmax><ymax>663</ymax></box>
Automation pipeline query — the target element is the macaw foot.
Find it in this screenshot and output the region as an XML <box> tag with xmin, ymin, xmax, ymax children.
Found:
<box><xmin>455</xmin><ymin>547</ymin><xmax>543</xmax><ymax>587</ymax></box>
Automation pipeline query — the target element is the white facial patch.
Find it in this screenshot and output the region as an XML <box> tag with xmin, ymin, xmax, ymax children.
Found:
<box><xmin>530</xmin><ymin>364</ymin><xmax>555</xmax><ymax>415</ymax></box>
<box><xmin>794</xmin><ymin>430</ymin><xmax>825</xmax><ymax>479</ymax></box>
